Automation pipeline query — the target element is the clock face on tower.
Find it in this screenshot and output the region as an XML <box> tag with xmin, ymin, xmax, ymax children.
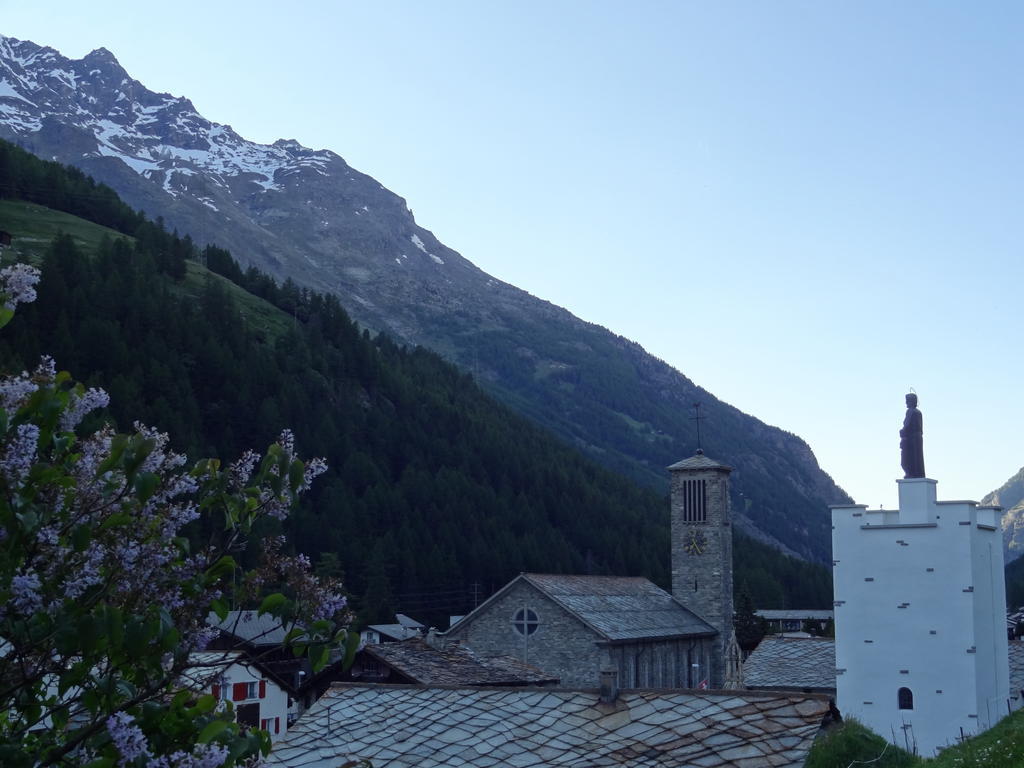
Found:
<box><xmin>684</xmin><ymin>529</ymin><xmax>707</xmax><ymax>555</ymax></box>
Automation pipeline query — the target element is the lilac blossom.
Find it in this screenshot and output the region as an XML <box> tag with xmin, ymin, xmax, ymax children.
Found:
<box><xmin>0</xmin><ymin>370</ymin><xmax>37</xmax><ymax>414</ymax></box>
<box><xmin>10</xmin><ymin>569</ymin><xmax>42</xmax><ymax>614</ymax></box>
<box><xmin>1</xmin><ymin>423</ymin><xmax>39</xmax><ymax>487</ymax></box>
<box><xmin>107</xmin><ymin>712</ymin><xmax>152</xmax><ymax>767</ymax></box>
<box><xmin>0</xmin><ymin>282</ymin><xmax>347</xmax><ymax>766</ymax></box>
<box><xmin>229</xmin><ymin>450</ymin><xmax>260</xmax><ymax>488</ymax></box>
<box><xmin>148</xmin><ymin>743</ymin><xmax>229</xmax><ymax>768</ymax></box>
<box><xmin>313</xmin><ymin>592</ymin><xmax>348</xmax><ymax>621</ymax></box>
<box><xmin>60</xmin><ymin>386</ymin><xmax>110</xmax><ymax>431</ymax></box>
<box><xmin>0</xmin><ymin>263</ymin><xmax>40</xmax><ymax>309</ymax></box>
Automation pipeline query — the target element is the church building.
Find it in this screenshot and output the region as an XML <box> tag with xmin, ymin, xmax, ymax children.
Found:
<box><xmin>831</xmin><ymin>399</ymin><xmax>1009</xmax><ymax>755</ymax></box>
<box><xmin>443</xmin><ymin>450</ymin><xmax>736</xmax><ymax>689</ymax></box>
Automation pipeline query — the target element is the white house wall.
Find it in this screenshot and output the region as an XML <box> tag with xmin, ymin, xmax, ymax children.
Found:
<box><xmin>832</xmin><ymin>478</ymin><xmax>1009</xmax><ymax>756</ymax></box>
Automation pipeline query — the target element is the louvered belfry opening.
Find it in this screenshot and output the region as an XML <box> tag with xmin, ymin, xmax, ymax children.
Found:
<box><xmin>680</xmin><ymin>479</ymin><xmax>708</xmax><ymax>523</ymax></box>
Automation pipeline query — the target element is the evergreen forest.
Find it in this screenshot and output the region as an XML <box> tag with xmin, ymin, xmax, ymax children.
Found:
<box><xmin>0</xmin><ymin>139</ymin><xmax>834</xmax><ymax>626</ymax></box>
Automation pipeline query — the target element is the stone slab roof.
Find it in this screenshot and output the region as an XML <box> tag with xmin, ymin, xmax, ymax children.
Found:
<box><xmin>207</xmin><ymin>610</ymin><xmax>291</xmax><ymax>647</ymax></box>
<box><xmin>667</xmin><ymin>452</ymin><xmax>732</xmax><ymax>472</ymax></box>
<box><xmin>522</xmin><ymin>574</ymin><xmax>716</xmax><ymax>642</ymax></box>
<box><xmin>268</xmin><ymin>683</ymin><xmax>829</xmax><ymax>768</ymax></box>
<box><xmin>1010</xmin><ymin>640</ymin><xmax>1024</xmax><ymax>701</ymax></box>
<box><xmin>743</xmin><ymin>635</ymin><xmax>836</xmax><ymax>692</ymax></box>
<box><xmin>364</xmin><ymin>638</ymin><xmax>558</xmax><ymax>686</ymax></box>
<box><xmin>367</xmin><ymin>623</ymin><xmax>422</xmax><ymax>641</ymax></box>
<box><xmin>755</xmin><ymin>610</ymin><xmax>834</xmax><ymax>622</ymax></box>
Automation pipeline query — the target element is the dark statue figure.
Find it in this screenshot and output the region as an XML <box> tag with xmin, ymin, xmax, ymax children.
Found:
<box><xmin>899</xmin><ymin>393</ymin><xmax>925</xmax><ymax>478</ymax></box>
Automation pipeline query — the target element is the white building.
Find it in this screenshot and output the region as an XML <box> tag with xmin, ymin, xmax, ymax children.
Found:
<box><xmin>189</xmin><ymin>652</ymin><xmax>290</xmax><ymax>742</ymax></box>
<box><xmin>832</xmin><ymin>477</ymin><xmax>1009</xmax><ymax>756</ymax></box>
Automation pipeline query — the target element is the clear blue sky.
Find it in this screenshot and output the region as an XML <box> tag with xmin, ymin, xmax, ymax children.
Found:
<box><xmin>2</xmin><ymin>1</ymin><xmax>1022</xmax><ymax>510</ymax></box>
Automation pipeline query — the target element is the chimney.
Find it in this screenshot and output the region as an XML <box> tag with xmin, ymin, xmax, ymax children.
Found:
<box><xmin>599</xmin><ymin>669</ymin><xmax>619</xmax><ymax>704</ymax></box>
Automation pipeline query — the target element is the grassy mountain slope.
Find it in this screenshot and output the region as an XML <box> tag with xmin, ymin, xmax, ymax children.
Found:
<box><xmin>0</xmin><ymin>40</ymin><xmax>852</xmax><ymax>563</ymax></box>
<box><xmin>0</xmin><ymin>142</ymin><xmax>834</xmax><ymax>625</ymax></box>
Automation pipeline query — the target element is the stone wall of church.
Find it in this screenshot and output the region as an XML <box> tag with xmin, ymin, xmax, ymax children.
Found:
<box><xmin>606</xmin><ymin>637</ymin><xmax>713</xmax><ymax>689</ymax></box>
<box><xmin>445</xmin><ymin>579</ymin><xmax>608</xmax><ymax>687</ymax></box>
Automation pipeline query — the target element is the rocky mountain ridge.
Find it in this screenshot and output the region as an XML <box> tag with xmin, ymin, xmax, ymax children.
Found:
<box><xmin>0</xmin><ymin>35</ymin><xmax>851</xmax><ymax>560</ymax></box>
<box><xmin>982</xmin><ymin>466</ymin><xmax>1024</xmax><ymax>564</ymax></box>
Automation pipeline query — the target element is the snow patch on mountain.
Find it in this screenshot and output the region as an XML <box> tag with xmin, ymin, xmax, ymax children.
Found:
<box><xmin>411</xmin><ymin>234</ymin><xmax>445</xmax><ymax>265</ymax></box>
<box><xmin>0</xmin><ymin>34</ymin><xmax>341</xmax><ymax>197</ymax></box>
<box><xmin>0</xmin><ymin>78</ymin><xmax>35</xmax><ymax>105</ymax></box>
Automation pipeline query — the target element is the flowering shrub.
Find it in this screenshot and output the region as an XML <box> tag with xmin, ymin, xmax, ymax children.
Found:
<box><xmin>0</xmin><ymin>265</ymin><xmax>351</xmax><ymax>767</ymax></box>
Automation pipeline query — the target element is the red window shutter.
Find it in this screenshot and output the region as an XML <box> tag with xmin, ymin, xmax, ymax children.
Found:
<box><xmin>261</xmin><ymin>719</ymin><xmax>268</xmax><ymax>731</ymax></box>
<box><xmin>212</xmin><ymin>684</ymin><xmax>220</xmax><ymax>700</ymax></box>
<box><xmin>232</xmin><ymin>682</ymin><xmax>247</xmax><ymax>701</ymax></box>
<box><xmin>275</xmin><ymin>717</ymin><xmax>280</xmax><ymax>734</ymax></box>
<box><xmin>259</xmin><ymin>680</ymin><xmax>266</xmax><ymax>699</ymax></box>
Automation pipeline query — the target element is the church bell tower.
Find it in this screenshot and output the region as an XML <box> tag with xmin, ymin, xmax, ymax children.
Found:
<box><xmin>669</xmin><ymin>450</ymin><xmax>734</xmax><ymax>688</ymax></box>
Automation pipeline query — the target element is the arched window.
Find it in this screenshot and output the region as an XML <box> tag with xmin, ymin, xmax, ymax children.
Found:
<box><xmin>512</xmin><ymin>607</ymin><xmax>539</xmax><ymax>636</ymax></box>
<box><xmin>898</xmin><ymin>687</ymin><xmax>913</xmax><ymax>710</ymax></box>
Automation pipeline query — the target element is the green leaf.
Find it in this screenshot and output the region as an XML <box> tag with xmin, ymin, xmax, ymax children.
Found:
<box><xmin>0</xmin><ymin>306</ymin><xmax>14</xmax><ymax>329</ymax></box>
<box><xmin>132</xmin><ymin>471</ymin><xmax>159</xmax><ymax>503</ymax></box>
<box><xmin>258</xmin><ymin>593</ymin><xmax>287</xmax><ymax>616</ymax></box>
<box><xmin>105</xmin><ymin>607</ymin><xmax>124</xmax><ymax>650</ymax></box>
<box><xmin>160</xmin><ymin>626</ymin><xmax>180</xmax><ymax>652</ymax></box>
<box><xmin>99</xmin><ymin>512</ymin><xmax>132</xmax><ymax>530</ymax></box>
<box><xmin>71</xmin><ymin>523</ymin><xmax>91</xmax><ymax>552</ymax></box>
<box><xmin>343</xmin><ymin>630</ymin><xmax>360</xmax><ymax>669</ymax></box>
<box><xmin>204</xmin><ymin>555</ymin><xmax>236</xmax><ymax>587</ymax></box>
<box><xmin>96</xmin><ymin>435</ymin><xmax>128</xmax><ymax>476</ymax></box>
<box><xmin>78</xmin><ymin>614</ymin><xmax>99</xmax><ymax>656</ymax></box>
<box><xmin>310</xmin><ymin>643</ymin><xmax>329</xmax><ymax>673</ymax></box>
<box><xmin>288</xmin><ymin>459</ymin><xmax>304</xmax><ymax>494</ymax></box>
<box><xmin>193</xmin><ymin>694</ymin><xmax>218</xmax><ymax>715</ymax></box>
<box><xmin>197</xmin><ymin>718</ymin><xmax>231</xmax><ymax>744</ymax></box>
<box><xmin>210</xmin><ymin>598</ymin><xmax>229</xmax><ymax>622</ymax></box>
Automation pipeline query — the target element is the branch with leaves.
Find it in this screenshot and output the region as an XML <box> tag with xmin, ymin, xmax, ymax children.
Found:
<box><xmin>0</xmin><ymin>264</ymin><xmax>353</xmax><ymax>767</ymax></box>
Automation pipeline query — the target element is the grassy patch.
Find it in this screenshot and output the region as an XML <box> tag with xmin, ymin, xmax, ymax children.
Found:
<box><xmin>0</xmin><ymin>199</ymin><xmax>293</xmax><ymax>344</ymax></box>
<box><xmin>0</xmin><ymin>199</ymin><xmax>131</xmax><ymax>261</ymax></box>
<box><xmin>929</xmin><ymin>708</ymin><xmax>1024</xmax><ymax>767</ymax></box>
<box><xmin>176</xmin><ymin>261</ymin><xmax>294</xmax><ymax>343</ymax></box>
<box><xmin>806</xmin><ymin>718</ymin><xmax>918</xmax><ymax>768</ymax></box>
<box><xmin>807</xmin><ymin>710</ymin><xmax>1024</xmax><ymax>768</ymax></box>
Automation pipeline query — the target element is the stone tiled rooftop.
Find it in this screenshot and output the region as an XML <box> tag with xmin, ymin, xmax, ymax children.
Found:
<box><xmin>667</xmin><ymin>452</ymin><xmax>732</xmax><ymax>472</ymax></box>
<box><xmin>268</xmin><ymin>683</ymin><xmax>828</xmax><ymax>768</ymax></box>
<box><xmin>755</xmin><ymin>610</ymin><xmax>834</xmax><ymax>622</ymax></box>
<box><xmin>365</xmin><ymin>638</ymin><xmax>558</xmax><ymax>686</ymax></box>
<box><xmin>521</xmin><ymin>574</ymin><xmax>715</xmax><ymax>641</ymax></box>
<box><xmin>207</xmin><ymin>610</ymin><xmax>291</xmax><ymax>646</ymax></box>
<box><xmin>1010</xmin><ymin>639</ymin><xmax>1024</xmax><ymax>702</ymax></box>
<box><xmin>743</xmin><ymin>635</ymin><xmax>836</xmax><ymax>692</ymax></box>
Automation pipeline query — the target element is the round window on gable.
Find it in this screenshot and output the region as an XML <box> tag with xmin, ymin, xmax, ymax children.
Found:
<box><xmin>512</xmin><ymin>607</ymin><xmax>540</xmax><ymax>636</ymax></box>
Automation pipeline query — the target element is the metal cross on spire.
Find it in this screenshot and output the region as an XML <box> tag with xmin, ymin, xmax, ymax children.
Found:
<box><xmin>691</xmin><ymin>402</ymin><xmax>705</xmax><ymax>455</ymax></box>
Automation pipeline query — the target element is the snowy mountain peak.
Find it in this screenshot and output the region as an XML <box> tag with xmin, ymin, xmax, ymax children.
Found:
<box><xmin>83</xmin><ymin>46</ymin><xmax>119</xmax><ymax>65</ymax></box>
<box><xmin>0</xmin><ymin>37</ymin><xmax>341</xmax><ymax>198</ymax></box>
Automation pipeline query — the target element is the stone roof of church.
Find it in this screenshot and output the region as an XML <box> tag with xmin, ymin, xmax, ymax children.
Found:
<box><xmin>268</xmin><ymin>683</ymin><xmax>829</xmax><ymax>768</ymax></box>
<box><xmin>667</xmin><ymin>452</ymin><xmax>732</xmax><ymax>471</ymax></box>
<box><xmin>743</xmin><ymin>635</ymin><xmax>836</xmax><ymax>692</ymax></box>
<box><xmin>521</xmin><ymin>574</ymin><xmax>716</xmax><ymax>641</ymax></box>
<box><xmin>363</xmin><ymin>638</ymin><xmax>559</xmax><ymax>686</ymax></box>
